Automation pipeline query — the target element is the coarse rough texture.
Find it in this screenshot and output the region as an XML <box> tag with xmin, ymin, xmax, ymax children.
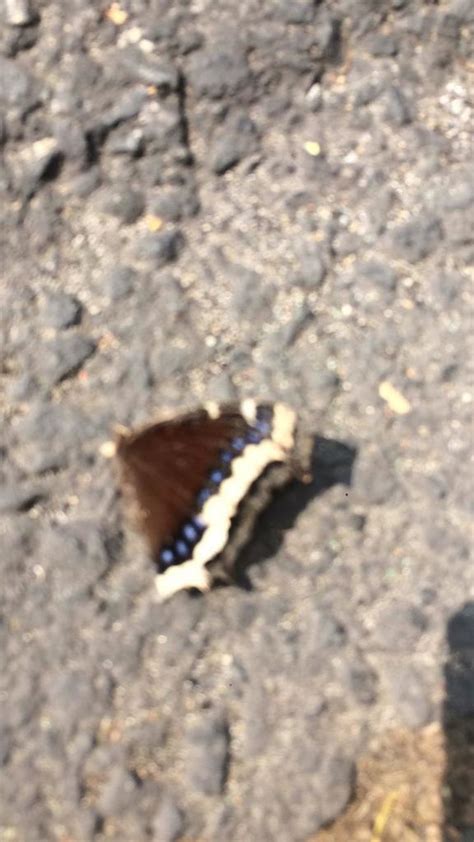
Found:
<box><xmin>0</xmin><ymin>1</ymin><xmax>473</xmax><ymax>841</ymax></box>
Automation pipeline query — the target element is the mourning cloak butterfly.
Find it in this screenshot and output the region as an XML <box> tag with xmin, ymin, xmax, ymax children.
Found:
<box><xmin>115</xmin><ymin>399</ymin><xmax>311</xmax><ymax>600</ymax></box>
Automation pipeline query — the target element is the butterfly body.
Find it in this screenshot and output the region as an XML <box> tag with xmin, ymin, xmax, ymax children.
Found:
<box><xmin>116</xmin><ymin>400</ymin><xmax>310</xmax><ymax>600</ymax></box>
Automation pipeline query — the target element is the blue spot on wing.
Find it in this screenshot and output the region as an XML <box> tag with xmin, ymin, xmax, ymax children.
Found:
<box><xmin>175</xmin><ymin>540</ymin><xmax>189</xmax><ymax>559</ymax></box>
<box><xmin>246</xmin><ymin>429</ymin><xmax>263</xmax><ymax>443</ymax></box>
<box><xmin>183</xmin><ymin>522</ymin><xmax>199</xmax><ymax>543</ymax></box>
<box><xmin>160</xmin><ymin>547</ymin><xmax>175</xmax><ymax>568</ymax></box>
<box><xmin>231</xmin><ymin>436</ymin><xmax>245</xmax><ymax>452</ymax></box>
<box><xmin>197</xmin><ymin>487</ymin><xmax>212</xmax><ymax>507</ymax></box>
<box><xmin>256</xmin><ymin>419</ymin><xmax>271</xmax><ymax>436</ymax></box>
<box><xmin>156</xmin><ymin>410</ymin><xmax>278</xmax><ymax>575</ymax></box>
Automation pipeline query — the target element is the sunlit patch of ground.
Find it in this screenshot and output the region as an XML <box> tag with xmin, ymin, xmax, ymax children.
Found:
<box><xmin>311</xmin><ymin>725</ymin><xmax>448</xmax><ymax>842</ymax></box>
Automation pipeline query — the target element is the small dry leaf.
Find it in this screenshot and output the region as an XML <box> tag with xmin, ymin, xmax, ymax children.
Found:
<box><xmin>303</xmin><ymin>140</ymin><xmax>321</xmax><ymax>156</ymax></box>
<box><xmin>105</xmin><ymin>3</ymin><xmax>128</xmax><ymax>25</ymax></box>
<box><xmin>379</xmin><ymin>381</ymin><xmax>411</xmax><ymax>415</ymax></box>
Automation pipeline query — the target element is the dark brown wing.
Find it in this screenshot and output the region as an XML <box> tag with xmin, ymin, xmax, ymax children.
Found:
<box><xmin>116</xmin><ymin>409</ymin><xmax>249</xmax><ymax>559</ymax></box>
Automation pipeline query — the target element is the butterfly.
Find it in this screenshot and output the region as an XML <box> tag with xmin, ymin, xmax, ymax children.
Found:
<box><xmin>115</xmin><ymin>399</ymin><xmax>311</xmax><ymax>600</ymax></box>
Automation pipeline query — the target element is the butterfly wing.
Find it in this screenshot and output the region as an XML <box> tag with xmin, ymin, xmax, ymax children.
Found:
<box><xmin>116</xmin><ymin>408</ymin><xmax>249</xmax><ymax>559</ymax></box>
<box><xmin>116</xmin><ymin>401</ymin><xmax>307</xmax><ymax>600</ymax></box>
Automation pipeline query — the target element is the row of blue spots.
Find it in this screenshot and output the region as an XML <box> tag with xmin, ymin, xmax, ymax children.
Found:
<box><xmin>158</xmin><ymin>516</ymin><xmax>205</xmax><ymax>571</ymax></box>
<box><xmin>193</xmin><ymin>416</ymin><xmax>274</xmax><ymax>509</ymax></box>
<box><xmin>225</xmin><ymin>419</ymin><xmax>270</xmax><ymax>457</ymax></box>
<box><xmin>215</xmin><ymin>411</ymin><xmax>273</xmax><ymax>475</ymax></box>
<box><xmin>194</xmin><ymin>416</ymin><xmax>274</xmax><ymax>513</ymax></box>
<box><xmin>158</xmin><ymin>411</ymin><xmax>274</xmax><ymax>572</ymax></box>
<box><xmin>194</xmin><ymin>435</ymin><xmax>248</xmax><ymax>511</ymax></box>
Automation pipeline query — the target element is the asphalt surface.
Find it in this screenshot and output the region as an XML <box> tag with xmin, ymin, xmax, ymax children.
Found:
<box><xmin>1</xmin><ymin>1</ymin><xmax>473</xmax><ymax>840</ymax></box>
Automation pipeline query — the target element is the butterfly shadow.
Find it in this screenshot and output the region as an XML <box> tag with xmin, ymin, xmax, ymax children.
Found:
<box><xmin>228</xmin><ymin>435</ymin><xmax>357</xmax><ymax>591</ymax></box>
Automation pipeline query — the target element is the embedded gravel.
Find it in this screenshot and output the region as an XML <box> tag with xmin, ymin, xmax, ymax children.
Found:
<box><xmin>1</xmin><ymin>1</ymin><xmax>473</xmax><ymax>841</ymax></box>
